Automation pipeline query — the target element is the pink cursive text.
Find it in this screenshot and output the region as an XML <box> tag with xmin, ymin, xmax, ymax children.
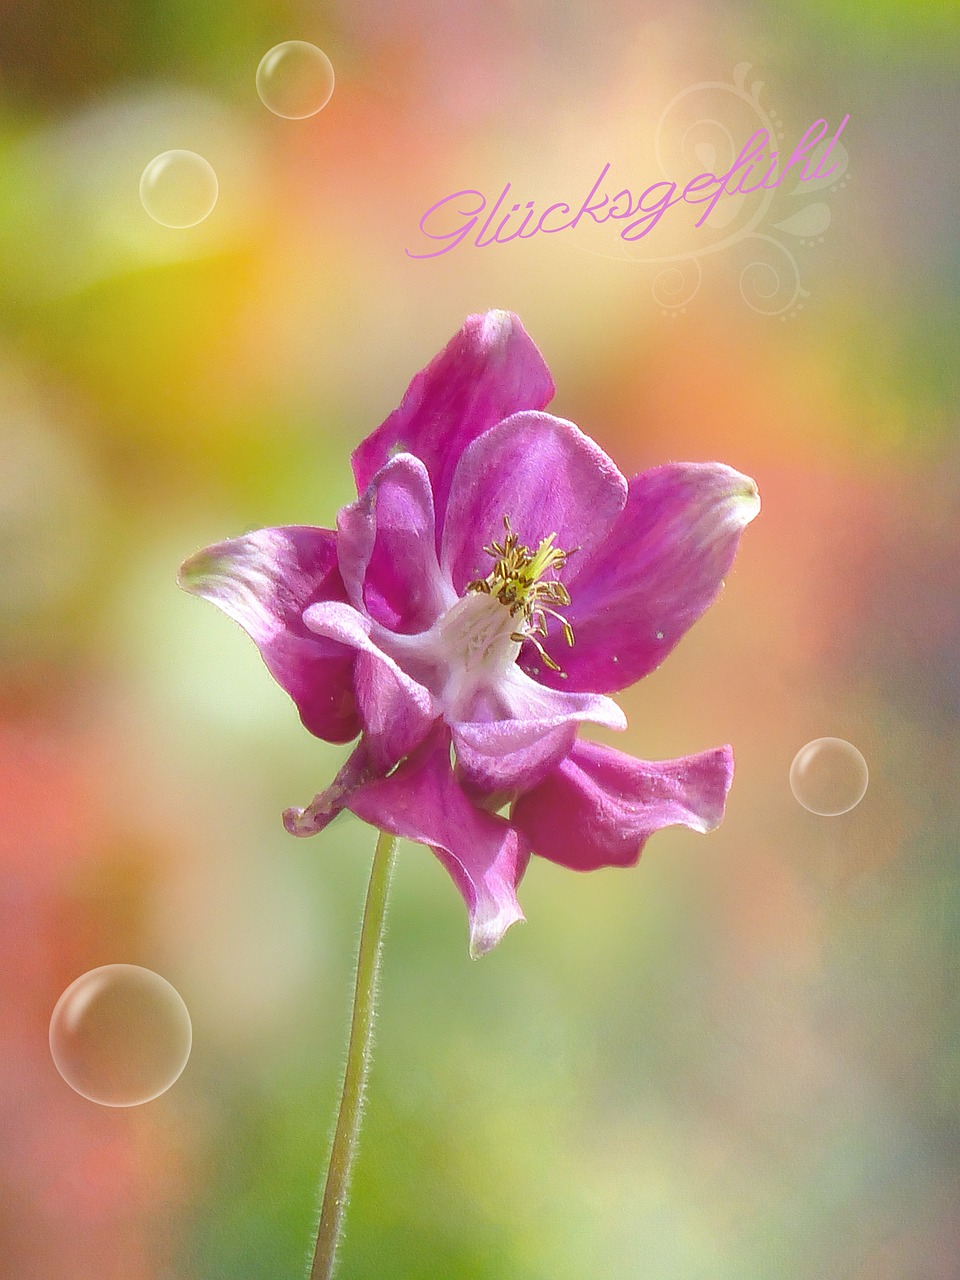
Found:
<box><xmin>406</xmin><ymin>114</ymin><xmax>849</xmax><ymax>258</ymax></box>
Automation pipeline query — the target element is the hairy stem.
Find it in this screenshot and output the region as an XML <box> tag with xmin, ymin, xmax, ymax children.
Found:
<box><xmin>309</xmin><ymin>828</ymin><xmax>397</xmax><ymax>1280</ymax></box>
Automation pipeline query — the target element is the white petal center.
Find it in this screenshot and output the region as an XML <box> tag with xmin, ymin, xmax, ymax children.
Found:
<box><xmin>383</xmin><ymin>589</ymin><xmax>521</xmax><ymax>722</ymax></box>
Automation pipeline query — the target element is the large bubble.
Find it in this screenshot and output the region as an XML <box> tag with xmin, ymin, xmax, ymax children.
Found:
<box><xmin>50</xmin><ymin>964</ymin><xmax>192</xmax><ymax>1106</ymax></box>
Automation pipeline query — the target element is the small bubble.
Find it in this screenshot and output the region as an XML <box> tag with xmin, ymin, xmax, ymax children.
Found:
<box><xmin>655</xmin><ymin>629</ymin><xmax>664</xmax><ymax>640</ymax></box>
<box><xmin>50</xmin><ymin>965</ymin><xmax>192</xmax><ymax>1106</ymax></box>
<box><xmin>257</xmin><ymin>41</ymin><xmax>335</xmax><ymax>119</ymax></box>
<box><xmin>790</xmin><ymin>737</ymin><xmax>868</xmax><ymax>815</ymax></box>
<box><xmin>140</xmin><ymin>151</ymin><xmax>218</xmax><ymax>228</ymax></box>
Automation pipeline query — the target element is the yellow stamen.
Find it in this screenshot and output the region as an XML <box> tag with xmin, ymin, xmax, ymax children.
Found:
<box><xmin>466</xmin><ymin>516</ymin><xmax>577</xmax><ymax>673</ymax></box>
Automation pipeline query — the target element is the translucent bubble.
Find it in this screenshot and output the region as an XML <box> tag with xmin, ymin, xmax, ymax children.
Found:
<box><xmin>49</xmin><ymin>965</ymin><xmax>192</xmax><ymax>1106</ymax></box>
<box><xmin>256</xmin><ymin>42</ymin><xmax>335</xmax><ymax>119</ymax></box>
<box><xmin>790</xmin><ymin>737</ymin><xmax>868</xmax><ymax>816</ymax></box>
<box><xmin>139</xmin><ymin>150</ymin><xmax>218</xmax><ymax>228</ymax></box>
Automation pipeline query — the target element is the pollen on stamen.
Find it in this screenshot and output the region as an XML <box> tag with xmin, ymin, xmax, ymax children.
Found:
<box><xmin>467</xmin><ymin>515</ymin><xmax>577</xmax><ymax>675</ymax></box>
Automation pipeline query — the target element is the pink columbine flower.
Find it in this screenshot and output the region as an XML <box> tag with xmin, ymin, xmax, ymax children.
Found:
<box><xmin>180</xmin><ymin>312</ymin><xmax>759</xmax><ymax>957</ymax></box>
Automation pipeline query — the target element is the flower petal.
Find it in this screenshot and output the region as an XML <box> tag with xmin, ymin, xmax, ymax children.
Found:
<box><xmin>283</xmin><ymin>742</ymin><xmax>374</xmax><ymax>837</ymax></box>
<box><xmin>351</xmin><ymin>311</ymin><xmax>555</xmax><ymax>535</ymax></box>
<box><xmin>178</xmin><ymin>527</ymin><xmax>359</xmax><ymax>743</ymax></box>
<box><xmin>302</xmin><ymin>601</ymin><xmax>439</xmax><ymax>772</ymax></box>
<box><xmin>336</xmin><ymin>453</ymin><xmax>455</xmax><ymax>633</ymax></box>
<box><xmin>348</xmin><ymin>728</ymin><xmax>530</xmax><ymax>957</ymax></box>
<box><xmin>453</xmin><ymin>719</ymin><xmax>578</xmax><ymax>799</ymax></box>
<box><xmin>452</xmin><ymin>664</ymin><xmax>626</xmax><ymax>795</ymax></box>
<box><xmin>440</xmin><ymin>412</ymin><xmax>628</xmax><ymax>594</ymax></box>
<box><xmin>511</xmin><ymin>738</ymin><xmax>734</xmax><ymax>871</ymax></box>
<box><xmin>525</xmin><ymin>463</ymin><xmax>761</xmax><ymax>692</ymax></box>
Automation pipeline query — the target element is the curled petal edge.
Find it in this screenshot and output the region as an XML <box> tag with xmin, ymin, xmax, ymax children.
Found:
<box><xmin>511</xmin><ymin>738</ymin><xmax>735</xmax><ymax>871</ymax></box>
<box><xmin>346</xmin><ymin>729</ymin><xmax>530</xmax><ymax>958</ymax></box>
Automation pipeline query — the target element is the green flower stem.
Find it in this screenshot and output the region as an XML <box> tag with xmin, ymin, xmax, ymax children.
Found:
<box><xmin>309</xmin><ymin>828</ymin><xmax>397</xmax><ymax>1280</ymax></box>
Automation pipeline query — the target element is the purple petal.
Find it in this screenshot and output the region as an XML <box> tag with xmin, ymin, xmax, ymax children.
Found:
<box><xmin>511</xmin><ymin>738</ymin><xmax>734</xmax><ymax>871</ymax></box>
<box><xmin>525</xmin><ymin>463</ymin><xmax>761</xmax><ymax>692</ymax></box>
<box><xmin>453</xmin><ymin>719</ymin><xmax>578</xmax><ymax>798</ymax></box>
<box><xmin>302</xmin><ymin>601</ymin><xmax>439</xmax><ymax>772</ymax></box>
<box><xmin>452</xmin><ymin>664</ymin><xmax>626</xmax><ymax>794</ymax></box>
<box><xmin>283</xmin><ymin>742</ymin><xmax>374</xmax><ymax>837</ymax></box>
<box><xmin>337</xmin><ymin>453</ymin><xmax>455</xmax><ymax>634</ymax></box>
<box><xmin>178</xmin><ymin>527</ymin><xmax>359</xmax><ymax>743</ymax></box>
<box><xmin>440</xmin><ymin>412</ymin><xmax>628</xmax><ymax>594</ymax></box>
<box><xmin>348</xmin><ymin>728</ymin><xmax>530</xmax><ymax>957</ymax></box>
<box><xmin>351</xmin><ymin>311</ymin><xmax>554</xmax><ymax>536</ymax></box>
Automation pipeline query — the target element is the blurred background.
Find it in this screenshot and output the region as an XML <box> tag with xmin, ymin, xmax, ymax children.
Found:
<box><xmin>1</xmin><ymin>0</ymin><xmax>959</xmax><ymax>1276</ymax></box>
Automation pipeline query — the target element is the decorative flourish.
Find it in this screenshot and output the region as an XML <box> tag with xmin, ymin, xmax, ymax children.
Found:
<box><xmin>179</xmin><ymin>311</ymin><xmax>760</xmax><ymax>956</ymax></box>
<box><xmin>631</xmin><ymin>63</ymin><xmax>849</xmax><ymax>317</ymax></box>
<box><xmin>651</xmin><ymin>258</ymin><xmax>703</xmax><ymax>315</ymax></box>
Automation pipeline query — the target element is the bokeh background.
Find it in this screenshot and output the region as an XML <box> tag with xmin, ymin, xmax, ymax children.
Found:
<box><xmin>2</xmin><ymin>1</ymin><xmax>959</xmax><ymax>1277</ymax></box>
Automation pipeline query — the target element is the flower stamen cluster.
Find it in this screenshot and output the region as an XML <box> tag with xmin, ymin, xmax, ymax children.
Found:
<box><xmin>467</xmin><ymin>515</ymin><xmax>577</xmax><ymax>674</ymax></box>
